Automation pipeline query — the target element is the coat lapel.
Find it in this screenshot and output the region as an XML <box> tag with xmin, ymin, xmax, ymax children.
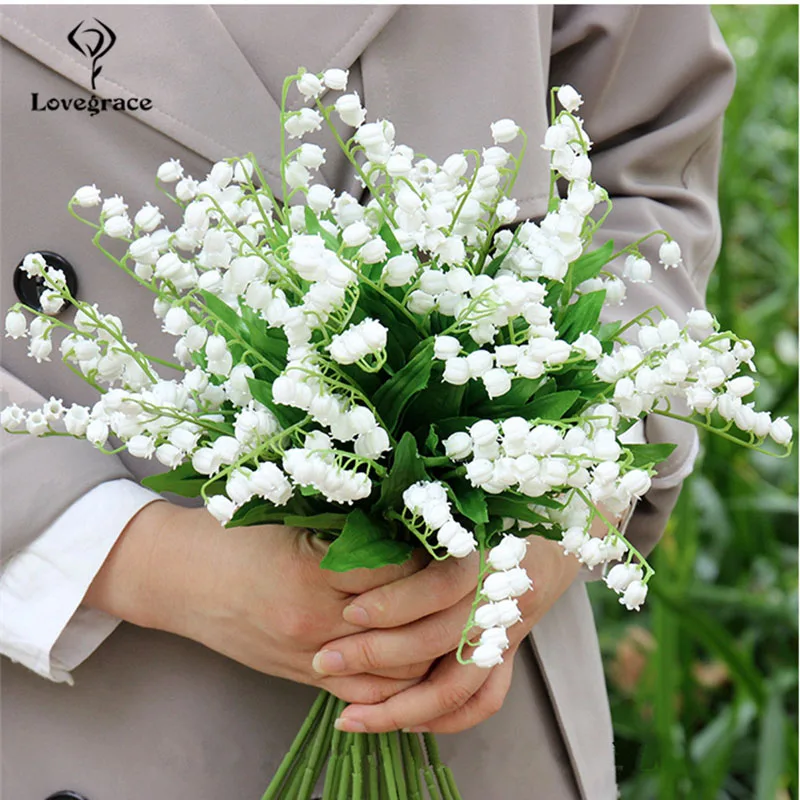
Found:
<box><xmin>0</xmin><ymin>5</ymin><xmax>398</xmax><ymax>191</ymax></box>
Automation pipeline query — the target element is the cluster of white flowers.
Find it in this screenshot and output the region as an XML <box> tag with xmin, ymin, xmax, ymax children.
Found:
<box><xmin>470</xmin><ymin>534</ymin><xmax>532</xmax><ymax>667</ymax></box>
<box><xmin>3</xmin><ymin>66</ymin><xmax>792</xmax><ymax>662</ymax></box>
<box><xmin>402</xmin><ymin>481</ymin><xmax>478</xmax><ymax>558</ymax></box>
<box><xmin>593</xmin><ymin>311</ymin><xmax>792</xmax><ymax>445</ymax></box>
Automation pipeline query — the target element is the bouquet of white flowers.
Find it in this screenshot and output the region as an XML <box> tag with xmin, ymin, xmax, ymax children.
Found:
<box><xmin>3</xmin><ymin>67</ymin><xmax>792</xmax><ymax>799</ymax></box>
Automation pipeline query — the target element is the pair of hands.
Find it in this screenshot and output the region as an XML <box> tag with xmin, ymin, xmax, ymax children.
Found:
<box><xmin>85</xmin><ymin>500</ymin><xmax>581</xmax><ymax>734</ymax></box>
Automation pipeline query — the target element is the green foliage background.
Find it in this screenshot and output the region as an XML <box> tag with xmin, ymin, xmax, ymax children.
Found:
<box><xmin>588</xmin><ymin>6</ymin><xmax>799</xmax><ymax>799</ymax></box>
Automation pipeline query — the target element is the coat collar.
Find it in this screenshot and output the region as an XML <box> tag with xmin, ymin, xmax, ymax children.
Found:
<box><xmin>0</xmin><ymin>5</ymin><xmax>398</xmax><ymax>191</ymax></box>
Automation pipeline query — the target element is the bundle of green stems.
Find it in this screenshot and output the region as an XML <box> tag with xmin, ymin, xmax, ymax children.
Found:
<box><xmin>262</xmin><ymin>690</ymin><xmax>463</xmax><ymax>799</ymax></box>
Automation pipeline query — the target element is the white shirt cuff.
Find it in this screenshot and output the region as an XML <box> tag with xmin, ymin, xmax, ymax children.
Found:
<box><xmin>0</xmin><ymin>479</ymin><xmax>162</xmax><ymax>684</ymax></box>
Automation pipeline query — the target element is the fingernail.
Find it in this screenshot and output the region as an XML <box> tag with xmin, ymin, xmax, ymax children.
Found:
<box><xmin>335</xmin><ymin>716</ymin><xmax>367</xmax><ymax>733</ymax></box>
<box><xmin>312</xmin><ymin>650</ymin><xmax>345</xmax><ymax>675</ymax></box>
<box><xmin>343</xmin><ymin>604</ymin><xmax>370</xmax><ymax>626</ymax></box>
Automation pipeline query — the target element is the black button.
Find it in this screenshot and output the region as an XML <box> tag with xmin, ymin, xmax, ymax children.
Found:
<box><xmin>45</xmin><ymin>792</ymin><xmax>89</xmax><ymax>800</ymax></box>
<box><xmin>13</xmin><ymin>251</ymin><xmax>79</xmax><ymax>314</ymax></box>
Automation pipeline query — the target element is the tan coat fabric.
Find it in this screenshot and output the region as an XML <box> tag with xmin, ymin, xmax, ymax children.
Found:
<box><xmin>0</xmin><ymin>6</ymin><xmax>734</xmax><ymax>799</ymax></box>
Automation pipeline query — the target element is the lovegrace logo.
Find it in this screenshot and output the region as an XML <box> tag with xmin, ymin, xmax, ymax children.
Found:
<box><xmin>67</xmin><ymin>18</ymin><xmax>116</xmax><ymax>91</ymax></box>
<box><xmin>30</xmin><ymin>20</ymin><xmax>153</xmax><ymax>117</ymax></box>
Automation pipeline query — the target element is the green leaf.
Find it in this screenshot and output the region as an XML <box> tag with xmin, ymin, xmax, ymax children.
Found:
<box><xmin>625</xmin><ymin>442</ymin><xmax>679</xmax><ymax>468</ymax></box>
<box><xmin>375</xmin><ymin>431</ymin><xmax>429</xmax><ymax>513</ymax></box>
<box><xmin>304</xmin><ymin>206</ymin><xmax>340</xmax><ymax>251</ymax></box>
<box><xmin>559</xmin><ymin>290</ymin><xmax>607</xmax><ymax>342</ymax></box>
<box><xmin>373</xmin><ymin>341</ymin><xmax>435</xmax><ymax>432</ymax></box>
<box><xmin>472</xmin><ymin>377</ymin><xmax>542</xmax><ymax>417</ymax></box>
<box><xmin>200</xmin><ymin>290</ymin><xmax>246</xmax><ymax>337</ymax></box>
<box><xmin>447</xmin><ymin>477</ymin><xmax>489</xmax><ymax>525</ymax></box>
<box><xmin>516</xmin><ymin>390</ymin><xmax>581</xmax><ymax>421</ymax></box>
<box><xmin>378</xmin><ymin>221</ymin><xmax>402</xmax><ymax>258</ymax></box>
<box><xmin>424</xmin><ymin>424</ymin><xmax>439</xmax><ymax>455</ymax></box>
<box><xmin>357</xmin><ymin>284</ymin><xmax>423</xmax><ymax>368</ymax></box>
<box><xmin>283</xmin><ymin>513</ymin><xmax>348</xmax><ymax>531</ymax></box>
<box><xmin>755</xmin><ymin>683</ymin><xmax>787</xmax><ymax>800</ymax></box>
<box><xmin>569</xmin><ymin>241</ymin><xmax>615</xmax><ymax>286</ymax></box>
<box><xmin>434</xmin><ymin>416</ymin><xmax>480</xmax><ymax>439</ymax></box>
<box><xmin>141</xmin><ymin>462</ymin><xmax>221</xmax><ymax>499</ymax></box>
<box><xmin>320</xmin><ymin>508</ymin><xmax>414</xmax><ymax>572</ymax></box>
<box><xmin>485</xmin><ymin>495</ymin><xmax>549</xmax><ymax>525</ymax></box>
<box><xmin>405</xmin><ymin>383</ymin><xmax>466</xmax><ymax>428</ymax></box>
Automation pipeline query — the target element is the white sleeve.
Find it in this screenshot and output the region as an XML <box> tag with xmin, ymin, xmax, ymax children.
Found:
<box><xmin>0</xmin><ymin>478</ymin><xmax>162</xmax><ymax>684</ymax></box>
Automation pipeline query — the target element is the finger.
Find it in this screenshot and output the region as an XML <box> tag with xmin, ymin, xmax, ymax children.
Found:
<box><xmin>367</xmin><ymin>660</ymin><xmax>434</xmax><ymax>681</ymax></box>
<box><xmin>320</xmin><ymin>673</ymin><xmax>423</xmax><ymax>705</ymax></box>
<box><xmin>407</xmin><ymin>651</ymin><xmax>515</xmax><ymax>734</ymax></box>
<box><xmin>313</xmin><ymin>595</ymin><xmax>473</xmax><ymax>676</ymax></box>
<box><xmin>342</xmin><ymin>551</ymin><xmax>480</xmax><ymax>628</ymax></box>
<box><xmin>333</xmin><ymin>653</ymin><xmax>491</xmax><ymax>733</ymax></box>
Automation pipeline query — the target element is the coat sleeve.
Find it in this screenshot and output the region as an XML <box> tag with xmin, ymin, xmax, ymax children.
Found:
<box><xmin>548</xmin><ymin>5</ymin><xmax>736</xmax><ymax>558</ymax></box>
<box><xmin>0</xmin><ymin>367</ymin><xmax>133</xmax><ymax>561</ymax></box>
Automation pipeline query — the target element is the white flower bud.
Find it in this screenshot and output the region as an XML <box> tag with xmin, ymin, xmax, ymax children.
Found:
<box><xmin>770</xmin><ymin>417</ymin><xmax>793</xmax><ymax>445</ymax></box>
<box><xmin>483</xmin><ymin>367</ymin><xmax>512</xmax><ymax>399</ymax></box>
<box><xmin>382</xmin><ymin>253</ymin><xmax>418</xmax><ymax>287</ymax></box>
<box><xmin>5</xmin><ymin>310</ymin><xmax>27</xmax><ymax>339</ymax></box>
<box><xmin>557</xmin><ymin>85</ymin><xmax>583</xmax><ymax>113</ymax></box>
<box><xmin>466</xmin><ymin>458</ymin><xmax>494</xmax><ymax>486</ymax></box>
<box><xmin>604</xmin><ymin>563</ymin><xmax>644</xmax><ymax>594</ymax></box>
<box><xmin>206</xmin><ymin>494</ymin><xmax>237</xmax><ymax>525</ymax></box>
<box><xmin>323</xmin><ymin>68</ymin><xmax>348</xmax><ymax>91</ymax></box>
<box><xmin>306</xmin><ymin>184</ymin><xmax>334</xmax><ymax>213</ymax></box>
<box><xmin>104</xmin><ymin>215</ymin><xmax>133</xmax><ymax>239</ymax></box>
<box><xmin>73</xmin><ymin>184</ymin><xmax>102</xmax><ymax>207</ymax></box>
<box><xmin>573</xmin><ymin>332</ymin><xmax>602</xmax><ymax>361</ymax></box>
<box><xmin>475</xmin><ymin>599</ymin><xmax>522</xmax><ymax>629</ymax></box>
<box><xmin>422</xmin><ymin>501</ymin><xmax>451</xmax><ymax>530</ymax></box>
<box><xmin>444</xmin><ymin>431</ymin><xmax>473</xmax><ymax>461</ymax></box>
<box><xmin>335</xmin><ymin>93</ymin><xmax>366</xmax><ymax>127</ymax></box>
<box><xmin>658</xmin><ymin>240</ymin><xmax>682</xmax><ymax>268</ymax></box>
<box><xmin>157</xmin><ymin>159</ymin><xmax>184</xmax><ymax>183</ymax></box>
<box><xmin>480</xmin><ymin>626</ymin><xmax>510</xmax><ymax>650</ymax></box>
<box><xmin>297</xmin><ymin>72</ymin><xmax>324</xmax><ymax>99</ymax></box>
<box><xmin>726</xmin><ymin>376</ymin><xmax>756</xmax><ymax>398</ymax></box>
<box><xmin>134</xmin><ymin>203</ymin><xmax>163</xmax><ymax>232</ymax></box>
<box><xmin>447</xmin><ymin>530</ymin><xmax>478</xmax><ymax>558</ymax></box>
<box><xmin>620</xmin><ymin>580</ymin><xmax>648</xmax><ymax>611</ymax></box>
<box><xmin>488</xmin><ymin>535</ymin><xmax>528</xmax><ymax>571</ymax></box>
<box><xmin>284</xmin><ymin>108</ymin><xmax>323</xmax><ymax>139</ymax></box>
<box><xmin>483</xmin><ymin>567</ymin><xmax>532</xmax><ymax>601</ymax></box>
<box><xmin>686</xmin><ymin>308</ymin><xmax>715</xmax><ymax>332</ymax></box>
<box><xmin>490</xmin><ymin>118</ymin><xmax>519</xmax><ymax>144</ymax></box>
<box><xmin>470</xmin><ymin>419</ymin><xmax>499</xmax><ymax>446</ymax></box>
<box><xmin>623</xmin><ymin>255</ymin><xmax>651</xmax><ymax>284</ymax></box>
<box><xmin>472</xmin><ymin>642</ymin><xmax>504</xmax><ymax>669</ymax></box>
<box><xmin>434</xmin><ymin>335</ymin><xmax>461</xmax><ymax>360</ymax></box>
<box><xmin>127</xmin><ymin>434</ymin><xmax>156</xmax><ymax>459</ymax></box>
<box><xmin>442</xmin><ymin>357</ymin><xmax>470</xmax><ymax>385</ymax></box>
<box><xmin>619</xmin><ymin>469</ymin><xmax>652</xmax><ymax>497</ymax></box>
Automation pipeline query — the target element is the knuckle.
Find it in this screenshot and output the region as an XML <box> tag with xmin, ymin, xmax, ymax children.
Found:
<box><xmin>278</xmin><ymin>609</ymin><xmax>320</xmax><ymax>643</ymax></box>
<box><xmin>481</xmin><ymin>690</ymin><xmax>505</xmax><ymax>719</ymax></box>
<box><xmin>438</xmin><ymin>681</ymin><xmax>475</xmax><ymax>714</ymax></box>
<box><xmin>355</xmin><ymin>635</ymin><xmax>384</xmax><ymax>671</ymax></box>
<box><xmin>420</xmin><ymin>616</ymin><xmax>459</xmax><ymax>655</ymax></box>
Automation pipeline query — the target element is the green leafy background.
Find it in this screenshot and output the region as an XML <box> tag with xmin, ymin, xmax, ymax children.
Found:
<box><xmin>587</xmin><ymin>7</ymin><xmax>799</xmax><ymax>798</ymax></box>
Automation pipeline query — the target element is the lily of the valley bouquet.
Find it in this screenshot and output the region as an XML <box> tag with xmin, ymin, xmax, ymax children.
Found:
<box><xmin>3</xmin><ymin>68</ymin><xmax>792</xmax><ymax>799</ymax></box>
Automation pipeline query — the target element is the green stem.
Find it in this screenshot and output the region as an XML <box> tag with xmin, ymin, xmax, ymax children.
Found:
<box><xmin>652</xmin><ymin>408</ymin><xmax>792</xmax><ymax>458</ymax></box>
<box><xmin>351</xmin><ymin>734</ymin><xmax>365</xmax><ymax>800</ymax></box>
<box><xmin>378</xmin><ymin>733</ymin><xmax>400</xmax><ymax>800</ymax></box>
<box><xmin>261</xmin><ymin>689</ymin><xmax>327</xmax><ymax>800</ymax></box>
<box><xmin>400</xmin><ymin>732</ymin><xmax>423</xmax><ymax>799</ymax></box>
<box><xmin>388</xmin><ymin>733</ymin><xmax>407</xmax><ymax>797</ymax></box>
<box><xmin>296</xmin><ymin>691</ymin><xmax>339</xmax><ymax>799</ymax></box>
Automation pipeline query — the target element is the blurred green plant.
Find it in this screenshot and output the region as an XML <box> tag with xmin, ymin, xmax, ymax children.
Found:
<box><xmin>589</xmin><ymin>6</ymin><xmax>799</xmax><ymax>799</ymax></box>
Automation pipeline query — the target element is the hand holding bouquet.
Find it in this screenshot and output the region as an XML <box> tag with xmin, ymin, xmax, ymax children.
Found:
<box><xmin>3</xmin><ymin>68</ymin><xmax>791</xmax><ymax>798</ymax></box>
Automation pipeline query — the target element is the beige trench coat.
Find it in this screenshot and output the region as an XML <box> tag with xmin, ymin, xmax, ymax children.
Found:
<box><xmin>0</xmin><ymin>6</ymin><xmax>734</xmax><ymax>799</ymax></box>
